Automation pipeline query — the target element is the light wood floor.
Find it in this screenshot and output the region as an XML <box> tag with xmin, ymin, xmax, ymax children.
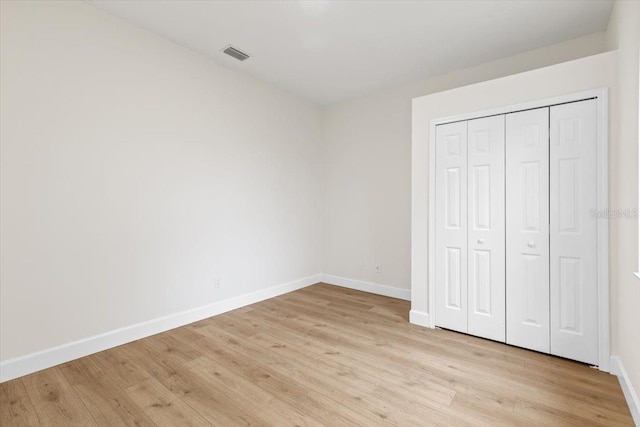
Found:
<box><xmin>0</xmin><ymin>283</ymin><xmax>633</xmax><ymax>426</ymax></box>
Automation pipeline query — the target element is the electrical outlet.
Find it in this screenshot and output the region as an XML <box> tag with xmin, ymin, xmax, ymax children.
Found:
<box><xmin>214</xmin><ymin>277</ymin><xmax>221</xmax><ymax>289</ymax></box>
<box><xmin>375</xmin><ymin>264</ymin><xmax>381</xmax><ymax>273</ymax></box>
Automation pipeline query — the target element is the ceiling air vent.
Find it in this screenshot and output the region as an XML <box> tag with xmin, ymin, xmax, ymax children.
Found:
<box><xmin>222</xmin><ymin>45</ymin><xmax>250</xmax><ymax>61</ymax></box>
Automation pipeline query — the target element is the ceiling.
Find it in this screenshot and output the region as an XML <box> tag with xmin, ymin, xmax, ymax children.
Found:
<box><xmin>90</xmin><ymin>0</ymin><xmax>614</xmax><ymax>105</ymax></box>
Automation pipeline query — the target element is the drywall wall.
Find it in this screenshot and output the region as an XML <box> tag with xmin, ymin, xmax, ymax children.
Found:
<box><xmin>0</xmin><ymin>1</ymin><xmax>322</xmax><ymax>366</ymax></box>
<box><xmin>606</xmin><ymin>0</ymin><xmax>640</xmax><ymax>420</ymax></box>
<box><xmin>322</xmin><ymin>32</ymin><xmax>607</xmax><ymax>291</ymax></box>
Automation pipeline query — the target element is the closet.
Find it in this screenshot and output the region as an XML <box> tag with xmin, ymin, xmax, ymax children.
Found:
<box><xmin>434</xmin><ymin>98</ymin><xmax>599</xmax><ymax>365</ymax></box>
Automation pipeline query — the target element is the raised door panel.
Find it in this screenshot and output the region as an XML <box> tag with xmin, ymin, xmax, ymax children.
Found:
<box><xmin>467</xmin><ymin>115</ymin><xmax>505</xmax><ymax>342</ymax></box>
<box><xmin>435</xmin><ymin>121</ymin><xmax>468</xmax><ymax>333</ymax></box>
<box><xmin>445</xmin><ymin>247</ymin><xmax>462</xmax><ymax>309</ymax></box>
<box><xmin>506</xmin><ymin>108</ymin><xmax>550</xmax><ymax>354</ymax></box>
<box><xmin>550</xmin><ymin>100</ymin><xmax>598</xmax><ymax>365</ymax></box>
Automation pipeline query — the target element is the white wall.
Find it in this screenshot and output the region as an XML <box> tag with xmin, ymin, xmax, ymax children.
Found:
<box><xmin>0</xmin><ymin>1</ymin><xmax>322</xmax><ymax>364</ymax></box>
<box><xmin>606</xmin><ymin>0</ymin><xmax>640</xmax><ymax>416</ymax></box>
<box><xmin>322</xmin><ymin>32</ymin><xmax>607</xmax><ymax>292</ymax></box>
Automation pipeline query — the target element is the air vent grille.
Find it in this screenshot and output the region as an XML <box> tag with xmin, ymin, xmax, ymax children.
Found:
<box><xmin>222</xmin><ymin>45</ymin><xmax>250</xmax><ymax>61</ymax></box>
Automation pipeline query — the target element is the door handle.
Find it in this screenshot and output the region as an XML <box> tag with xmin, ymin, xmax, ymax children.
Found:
<box><xmin>527</xmin><ymin>241</ymin><xmax>536</xmax><ymax>248</ymax></box>
<box><xmin>477</xmin><ymin>238</ymin><xmax>485</xmax><ymax>244</ymax></box>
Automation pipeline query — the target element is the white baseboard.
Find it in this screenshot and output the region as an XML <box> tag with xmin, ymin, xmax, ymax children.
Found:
<box><xmin>409</xmin><ymin>309</ymin><xmax>430</xmax><ymax>327</ymax></box>
<box><xmin>610</xmin><ymin>355</ymin><xmax>640</xmax><ymax>426</ymax></box>
<box><xmin>0</xmin><ymin>274</ymin><xmax>322</xmax><ymax>383</ymax></box>
<box><xmin>320</xmin><ymin>274</ymin><xmax>411</xmax><ymax>301</ymax></box>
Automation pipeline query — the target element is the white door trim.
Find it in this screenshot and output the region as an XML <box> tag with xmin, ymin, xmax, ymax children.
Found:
<box><xmin>427</xmin><ymin>88</ymin><xmax>610</xmax><ymax>371</ymax></box>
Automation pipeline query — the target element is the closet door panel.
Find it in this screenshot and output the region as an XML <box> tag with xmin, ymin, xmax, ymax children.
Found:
<box><xmin>467</xmin><ymin>115</ymin><xmax>505</xmax><ymax>342</ymax></box>
<box><xmin>435</xmin><ymin>121</ymin><xmax>468</xmax><ymax>333</ymax></box>
<box><xmin>550</xmin><ymin>100</ymin><xmax>598</xmax><ymax>365</ymax></box>
<box><xmin>506</xmin><ymin>108</ymin><xmax>550</xmax><ymax>353</ymax></box>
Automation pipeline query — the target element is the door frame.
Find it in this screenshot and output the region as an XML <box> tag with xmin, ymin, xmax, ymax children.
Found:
<box><xmin>427</xmin><ymin>88</ymin><xmax>610</xmax><ymax>371</ymax></box>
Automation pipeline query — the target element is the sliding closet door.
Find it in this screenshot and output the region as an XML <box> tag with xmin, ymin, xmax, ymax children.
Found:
<box><xmin>467</xmin><ymin>116</ymin><xmax>505</xmax><ymax>342</ymax></box>
<box><xmin>435</xmin><ymin>121</ymin><xmax>468</xmax><ymax>333</ymax></box>
<box><xmin>549</xmin><ymin>100</ymin><xmax>598</xmax><ymax>365</ymax></box>
<box><xmin>506</xmin><ymin>108</ymin><xmax>550</xmax><ymax>353</ymax></box>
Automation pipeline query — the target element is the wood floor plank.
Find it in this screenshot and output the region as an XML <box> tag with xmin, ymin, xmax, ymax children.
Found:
<box><xmin>0</xmin><ymin>378</ymin><xmax>41</xmax><ymax>427</ymax></box>
<box><xmin>233</xmin><ymin>330</ymin><xmax>460</xmax><ymax>425</ymax></box>
<box><xmin>59</xmin><ymin>357</ymin><xmax>155</xmax><ymax>426</ymax></box>
<box><xmin>120</xmin><ymin>335</ymin><xmax>249</xmax><ymax>426</ymax></box>
<box><xmin>188</xmin><ymin>326</ymin><xmax>443</xmax><ymax>426</ymax></box>
<box><xmin>232</xmin><ymin>304</ymin><xmax>523</xmax><ymax>426</ymax></box>
<box><xmin>91</xmin><ymin>347</ymin><xmax>152</xmax><ymax>390</ymax></box>
<box><xmin>225</xmin><ymin>306</ymin><xmax>458</xmax><ymax>406</ymax></box>
<box><xmin>21</xmin><ymin>367</ymin><xmax>98</xmax><ymax>426</ymax></box>
<box><xmin>124</xmin><ymin>377</ymin><xmax>210</xmax><ymax>426</ymax></box>
<box><xmin>186</xmin><ymin>355</ymin><xmax>324</xmax><ymax>427</ymax></box>
<box><xmin>185</xmin><ymin>326</ymin><xmax>372</xmax><ymax>426</ymax></box>
<box><xmin>0</xmin><ymin>283</ymin><xmax>633</xmax><ymax>426</ymax></box>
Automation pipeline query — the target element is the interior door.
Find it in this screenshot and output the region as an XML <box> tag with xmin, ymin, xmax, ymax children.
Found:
<box><xmin>435</xmin><ymin>121</ymin><xmax>468</xmax><ymax>333</ymax></box>
<box><xmin>549</xmin><ymin>100</ymin><xmax>598</xmax><ymax>365</ymax></box>
<box><xmin>467</xmin><ymin>115</ymin><xmax>505</xmax><ymax>342</ymax></box>
<box><xmin>506</xmin><ymin>108</ymin><xmax>550</xmax><ymax>353</ymax></box>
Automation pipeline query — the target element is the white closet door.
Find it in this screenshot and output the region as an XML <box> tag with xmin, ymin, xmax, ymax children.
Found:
<box><xmin>435</xmin><ymin>121</ymin><xmax>468</xmax><ymax>333</ymax></box>
<box><xmin>550</xmin><ymin>100</ymin><xmax>598</xmax><ymax>365</ymax></box>
<box><xmin>506</xmin><ymin>108</ymin><xmax>550</xmax><ymax>353</ymax></box>
<box><xmin>467</xmin><ymin>116</ymin><xmax>505</xmax><ymax>342</ymax></box>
